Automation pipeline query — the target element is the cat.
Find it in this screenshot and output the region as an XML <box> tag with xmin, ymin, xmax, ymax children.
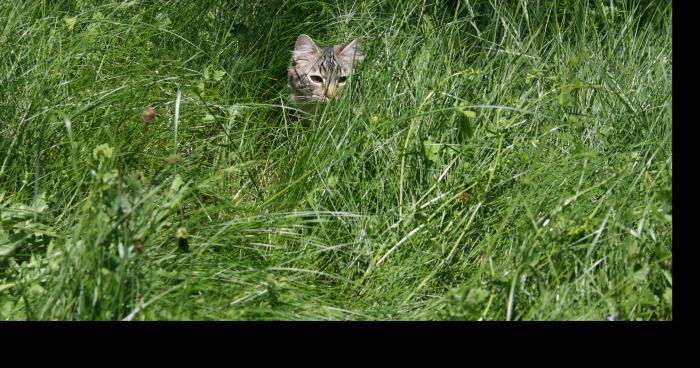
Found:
<box><xmin>287</xmin><ymin>34</ymin><xmax>363</xmax><ymax>115</ymax></box>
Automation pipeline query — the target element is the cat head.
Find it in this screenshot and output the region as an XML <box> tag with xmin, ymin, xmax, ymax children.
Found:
<box><xmin>288</xmin><ymin>34</ymin><xmax>363</xmax><ymax>104</ymax></box>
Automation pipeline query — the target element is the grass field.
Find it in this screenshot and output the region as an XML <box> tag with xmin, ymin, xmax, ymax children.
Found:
<box><xmin>0</xmin><ymin>0</ymin><xmax>672</xmax><ymax>320</ymax></box>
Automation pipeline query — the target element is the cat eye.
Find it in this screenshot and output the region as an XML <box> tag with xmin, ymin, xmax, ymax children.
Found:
<box><xmin>309</xmin><ymin>75</ymin><xmax>323</xmax><ymax>83</ymax></box>
<box><xmin>338</xmin><ymin>76</ymin><xmax>348</xmax><ymax>83</ymax></box>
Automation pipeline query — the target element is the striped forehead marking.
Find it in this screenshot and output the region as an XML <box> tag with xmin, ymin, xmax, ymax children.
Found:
<box><xmin>317</xmin><ymin>46</ymin><xmax>341</xmax><ymax>75</ymax></box>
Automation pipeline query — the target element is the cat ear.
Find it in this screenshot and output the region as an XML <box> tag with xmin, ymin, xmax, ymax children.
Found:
<box><xmin>294</xmin><ymin>34</ymin><xmax>320</xmax><ymax>56</ymax></box>
<box><xmin>334</xmin><ymin>38</ymin><xmax>364</xmax><ymax>65</ymax></box>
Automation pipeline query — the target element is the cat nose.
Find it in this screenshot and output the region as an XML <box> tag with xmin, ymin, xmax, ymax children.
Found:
<box><xmin>325</xmin><ymin>84</ymin><xmax>336</xmax><ymax>97</ymax></box>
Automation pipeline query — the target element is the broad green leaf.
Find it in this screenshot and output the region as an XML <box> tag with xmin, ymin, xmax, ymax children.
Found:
<box><xmin>456</xmin><ymin>109</ymin><xmax>475</xmax><ymax>141</ymax></box>
<box><xmin>423</xmin><ymin>139</ymin><xmax>440</xmax><ymax>163</ymax></box>
<box><xmin>633</xmin><ymin>265</ymin><xmax>649</xmax><ymax>283</ymax></box>
<box><xmin>202</xmin><ymin>113</ymin><xmax>215</xmax><ymax>123</ymax></box>
<box><xmin>213</xmin><ymin>70</ymin><xmax>226</xmax><ymax>81</ymax></box>
<box><xmin>466</xmin><ymin>288</ymin><xmax>489</xmax><ymax>305</ymax></box>
<box><xmin>63</xmin><ymin>16</ymin><xmax>77</xmax><ymax>30</ymax></box>
<box><xmin>328</xmin><ymin>175</ymin><xmax>338</xmax><ymax>188</ymax></box>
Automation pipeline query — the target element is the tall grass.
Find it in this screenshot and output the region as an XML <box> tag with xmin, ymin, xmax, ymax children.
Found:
<box><xmin>0</xmin><ymin>0</ymin><xmax>671</xmax><ymax>320</ymax></box>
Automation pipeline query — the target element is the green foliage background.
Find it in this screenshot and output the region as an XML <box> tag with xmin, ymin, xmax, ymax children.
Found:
<box><xmin>0</xmin><ymin>0</ymin><xmax>671</xmax><ymax>320</ymax></box>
